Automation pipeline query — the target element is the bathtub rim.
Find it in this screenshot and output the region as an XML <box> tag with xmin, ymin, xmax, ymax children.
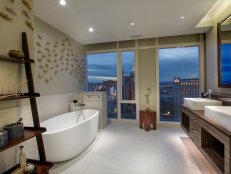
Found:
<box><xmin>41</xmin><ymin>109</ymin><xmax>99</xmax><ymax>135</ymax></box>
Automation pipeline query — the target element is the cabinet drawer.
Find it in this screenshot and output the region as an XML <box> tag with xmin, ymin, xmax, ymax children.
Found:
<box><xmin>190</xmin><ymin>128</ymin><xmax>200</xmax><ymax>143</ymax></box>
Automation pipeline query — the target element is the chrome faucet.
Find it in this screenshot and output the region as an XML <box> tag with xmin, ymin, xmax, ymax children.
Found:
<box><xmin>76</xmin><ymin>110</ymin><xmax>85</xmax><ymax>123</ymax></box>
<box><xmin>203</xmin><ymin>89</ymin><xmax>212</xmax><ymax>99</ymax></box>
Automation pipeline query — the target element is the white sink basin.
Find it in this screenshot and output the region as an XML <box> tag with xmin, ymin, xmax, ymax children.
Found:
<box><xmin>205</xmin><ymin>106</ymin><xmax>231</xmax><ymax>131</ymax></box>
<box><xmin>184</xmin><ymin>98</ymin><xmax>222</xmax><ymax>110</ymax></box>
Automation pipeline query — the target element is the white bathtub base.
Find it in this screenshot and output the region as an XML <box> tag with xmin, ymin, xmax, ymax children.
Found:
<box><xmin>41</xmin><ymin>109</ymin><xmax>99</xmax><ymax>162</ymax></box>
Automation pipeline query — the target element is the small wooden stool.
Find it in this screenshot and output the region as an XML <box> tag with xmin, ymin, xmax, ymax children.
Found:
<box><xmin>139</xmin><ymin>110</ymin><xmax>156</xmax><ymax>131</ymax></box>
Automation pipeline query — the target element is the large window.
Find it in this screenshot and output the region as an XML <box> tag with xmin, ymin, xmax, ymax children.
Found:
<box><xmin>87</xmin><ymin>50</ymin><xmax>137</xmax><ymax>120</ymax></box>
<box><xmin>120</xmin><ymin>51</ymin><xmax>136</xmax><ymax>119</ymax></box>
<box><xmin>159</xmin><ymin>46</ymin><xmax>200</xmax><ymax>122</ymax></box>
<box><xmin>87</xmin><ymin>52</ymin><xmax>117</xmax><ymax>118</ymax></box>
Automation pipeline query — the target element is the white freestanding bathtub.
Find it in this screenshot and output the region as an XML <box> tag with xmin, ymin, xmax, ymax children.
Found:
<box><xmin>40</xmin><ymin>109</ymin><xmax>99</xmax><ymax>162</ymax></box>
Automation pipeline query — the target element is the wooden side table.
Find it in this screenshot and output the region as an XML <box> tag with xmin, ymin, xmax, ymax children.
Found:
<box><xmin>140</xmin><ymin>110</ymin><xmax>156</xmax><ymax>131</ymax></box>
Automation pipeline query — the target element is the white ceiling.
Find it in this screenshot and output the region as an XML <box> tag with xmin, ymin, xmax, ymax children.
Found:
<box><xmin>34</xmin><ymin>0</ymin><xmax>217</xmax><ymax>44</ymax></box>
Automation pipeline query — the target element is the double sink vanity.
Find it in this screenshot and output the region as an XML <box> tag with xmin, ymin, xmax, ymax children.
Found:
<box><xmin>181</xmin><ymin>93</ymin><xmax>231</xmax><ymax>174</ymax></box>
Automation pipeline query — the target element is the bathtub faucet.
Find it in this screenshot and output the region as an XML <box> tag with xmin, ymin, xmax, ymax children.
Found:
<box><xmin>203</xmin><ymin>89</ymin><xmax>212</xmax><ymax>99</ymax></box>
<box><xmin>76</xmin><ymin>109</ymin><xmax>86</xmax><ymax>123</ymax></box>
<box><xmin>74</xmin><ymin>103</ymin><xmax>86</xmax><ymax>123</ymax></box>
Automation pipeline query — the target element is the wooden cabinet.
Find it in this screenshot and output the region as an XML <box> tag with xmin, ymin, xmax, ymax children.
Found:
<box><xmin>181</xmin><ymin>105</ymin><xmax>231</xmax><ymax>174</ymax></box>
<box><xmin>189</xmin><ymin>115</ymin><xmax>200</xmax><ymax>146</ymax></box>
<box><xmin>139</xmin><ymin>110</ymin><xmax>156</xmax><ymax>131</ymax></box>
<box><xmin>0</xmin><ymin>33</ymin><xmax>52</xmax><ymax>173</ymax></box>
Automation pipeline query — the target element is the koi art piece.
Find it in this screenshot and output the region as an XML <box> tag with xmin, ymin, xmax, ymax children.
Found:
<box><xmin>38</xmin><ymin>74</ymin><xmax>43</xmax><ymax>80</ymax></box>
<box><xmin>37</xmin><ymin>58</ymin><xmax>42</xmax><ymax>62</ymax></box>
<box><xmin>22</xmin><ymin>10</ymin><xmax>30</xmax><ymax>19</ymax></box>
<box><xmin>0</xmin><ymin>11</ymin><xmax>13</xmax><ymax>21</ymax></box>
<box><xmin>36</xmin><ymin>42</ymin><xmax>41</xmax><ymax>47</ymax></box>
<box><xmin>45</xmin><ymin>79</ymin><xmax>49</xmax><ymax>83</ymax></box>
<box><xmin>22</xmin><ymin>0</ymin><xmax>32</xmax><ymax>10</ymax></box>
<box><xmin>38</xmin><ymin>35</ymin><xmax>43</xmax><ymax>40</ymax></box>
<box><xmin>5</xmin><ymin>6</ymin><xmax>17</xmax><ymax>16</ymax></box>
<box><xmin>25</xmin><ymin>20</ymin><xmax>34</xmax><ymax>30</ymax></box>
<box><xmin>37</xmin><ymin>50</ymin><xmax>42</xmax><ymax>54</ymax></box>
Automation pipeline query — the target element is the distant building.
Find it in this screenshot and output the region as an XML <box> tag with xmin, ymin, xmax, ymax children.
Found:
<box><xmin>160</xmin><ymin>77</ymin><xmax>199</xmax><ymax>122</ymax></box>
<box><xmin>173</xmin><ymin>77</ymin><xmax>199</xmax><ymax>120</ymax></box>
<box><xmin>103</xmin><ymin>80</ymin><xmax>117</xmax><ymax>91</ymax></box>
<box><xmin>122</xmin><ymin>67</ymin><xmax>135</xmax><ymax>100</ymax></box>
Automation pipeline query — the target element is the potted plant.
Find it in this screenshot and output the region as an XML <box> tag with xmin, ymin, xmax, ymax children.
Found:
<box><xmin>144</xmin><ymin>87</ymin><xmax>151</xmax><ymax>111</ymax></box>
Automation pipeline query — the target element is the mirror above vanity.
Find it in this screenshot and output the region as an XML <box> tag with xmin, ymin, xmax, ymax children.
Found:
<box><xmin>217</xmin><ymin>14</ymin><xmax>231</xmax><ymax>87</ymax></box>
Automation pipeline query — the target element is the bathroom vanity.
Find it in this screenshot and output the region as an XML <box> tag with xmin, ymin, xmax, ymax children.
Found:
<box><xmin>181</xmin><ymin>93</ymin><xmax>231</xmax><ymax>174</ymax></box>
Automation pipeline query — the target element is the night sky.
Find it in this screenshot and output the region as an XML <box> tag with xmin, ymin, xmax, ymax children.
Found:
<box><xmin>88</xmin><ymin>52</ymin><xmax>117</xmax><ymax>83</ymax></box>
<box><xmin>88</xmin><ymin>47</ymin><xmax>200</xmax><ymax>83</ymax></box>
<box><xmin>159</xmin><ymin>47</ymin><xmax>199</xmax><ymax>82</ymax></box>
<box><xmin>88</xmin><ymin>51</ymin><xmax>134</xmax><ymax>83</ymax></box>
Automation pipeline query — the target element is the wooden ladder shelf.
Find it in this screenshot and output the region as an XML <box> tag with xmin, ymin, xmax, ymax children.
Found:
<box><xmin>0</xmin><ymin>32</ymin><xmax>52</xmax><ymax>174</ymax></box>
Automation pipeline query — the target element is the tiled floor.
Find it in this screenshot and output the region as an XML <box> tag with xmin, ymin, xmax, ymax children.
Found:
<box><xmin>50</xmin><ymin>123</ymin><xmax>206</xmax><ymax>174</ymax></box>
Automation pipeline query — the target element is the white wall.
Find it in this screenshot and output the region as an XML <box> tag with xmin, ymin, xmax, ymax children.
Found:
<box><xmin>34</xmin><ymin>17</ymin><xmax>86</xmax><ymax>95</ymax></box>
<box><xmin>138</xmin><ymin>48</ymin><xmax>156</xmax><ymax>111</ymax></box>
<box><xmin>33</xmin><ymin>17</ymin><xmax>87</xmax><ymax>121</ymax></box>
<box><xmin>37</xmin><ymin>93</ymin><xmax>78</xmax><ymax>122</ymax></box>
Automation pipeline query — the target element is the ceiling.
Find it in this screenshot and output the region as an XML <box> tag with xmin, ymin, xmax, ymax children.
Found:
<box><xmin>34</xmin><ymin>0</ymin><xmax>218</xmax><ymax>44</ymax></box>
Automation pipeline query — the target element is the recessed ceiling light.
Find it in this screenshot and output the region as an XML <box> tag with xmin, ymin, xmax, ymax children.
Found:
<box><xmin>59</xmin><ymin>0</ymin><xmax>66</xmax><ymax>6</ymax></box>
<box><xmin>89</xmin><ymin>27</ymin><xmax>94</xmax><ymax>32</ymax></box>
<box><xmin>180</xmin><ymin>16</ymin><xmax>185</xmax><ymax>20</ymax></box>
<box><xmin>130</xmin><ymin>22</ymin><xmax>135</xmax><ymax>26</ymax></box>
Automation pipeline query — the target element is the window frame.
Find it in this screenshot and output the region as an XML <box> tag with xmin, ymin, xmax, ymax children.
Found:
<box><xmin>118</xmin><ymin>48</ymin><xmax>139</xmax><ymax>121</ymax></box>
<box><xmin>156</xmin><ymin>42</ymin><xmax>205</xmax><ymax>124</ymax></box>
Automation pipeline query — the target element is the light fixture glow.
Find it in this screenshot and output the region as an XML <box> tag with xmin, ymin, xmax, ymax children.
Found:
<box><xmin>59</xmin><ymin>0</ymin><xmax>66</xmax><ymax>6</ymax></box>
<box><xmin>180</xmin><ymin>16</ymin><xmax>185</xmax><ymax>20</ymax></box>
<box><xmin>130</xmin><ymin>22</ymin><xmax>135</xmax><ymax>26</ymax></box>
<box><xmin>89</xmin><ymin>27</ymin><xmax>94</xmax><ymax>32</ymax></box>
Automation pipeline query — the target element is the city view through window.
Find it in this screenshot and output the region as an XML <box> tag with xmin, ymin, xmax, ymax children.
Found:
<box><xmin>121</xmin><ymin>51</ymin><xmax>136</xmax><ymax>119</ymax></box>
<box><xmin>221</xmin><ymin>44</ymin><xmax>231</xmax><ymax>85</ymax></box>
<box><xmin>88</xmin><ymin>47</ymin><xmax>199</xmax><ymax>122</ymax></box>
<box><xmin>88</xmin><ymin>51</ymin><xmax>136</xmax><ymax>119</ymax></box>
<box><xmin>88</xmin><ymin>52</ymin><xmax>117</xmax><ymax>118</ymax></box>
<box><xmin>159</xmin><ymin>46</ymin><xmax>200</xmax><ymax>122</ymax></box>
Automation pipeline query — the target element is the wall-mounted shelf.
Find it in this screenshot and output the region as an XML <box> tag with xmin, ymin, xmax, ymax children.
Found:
<box><xmin>0</xmin><ymin>127</ymin><xmax>46</xmax><ymax>153</ymax></box>
<box><xmin>3</xmin><ymin>159</ymin><xmax>53</xmax><ymax>174</ymax></box>
<box><xmin>0</xmin><ymin>55</ymin><xmax>34</xmax><ymax>64</ymax></box>
<box><xmin>0</xmin><ymin>93</ymin><xmax>40</xmax><ymax>101</ymax></box>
